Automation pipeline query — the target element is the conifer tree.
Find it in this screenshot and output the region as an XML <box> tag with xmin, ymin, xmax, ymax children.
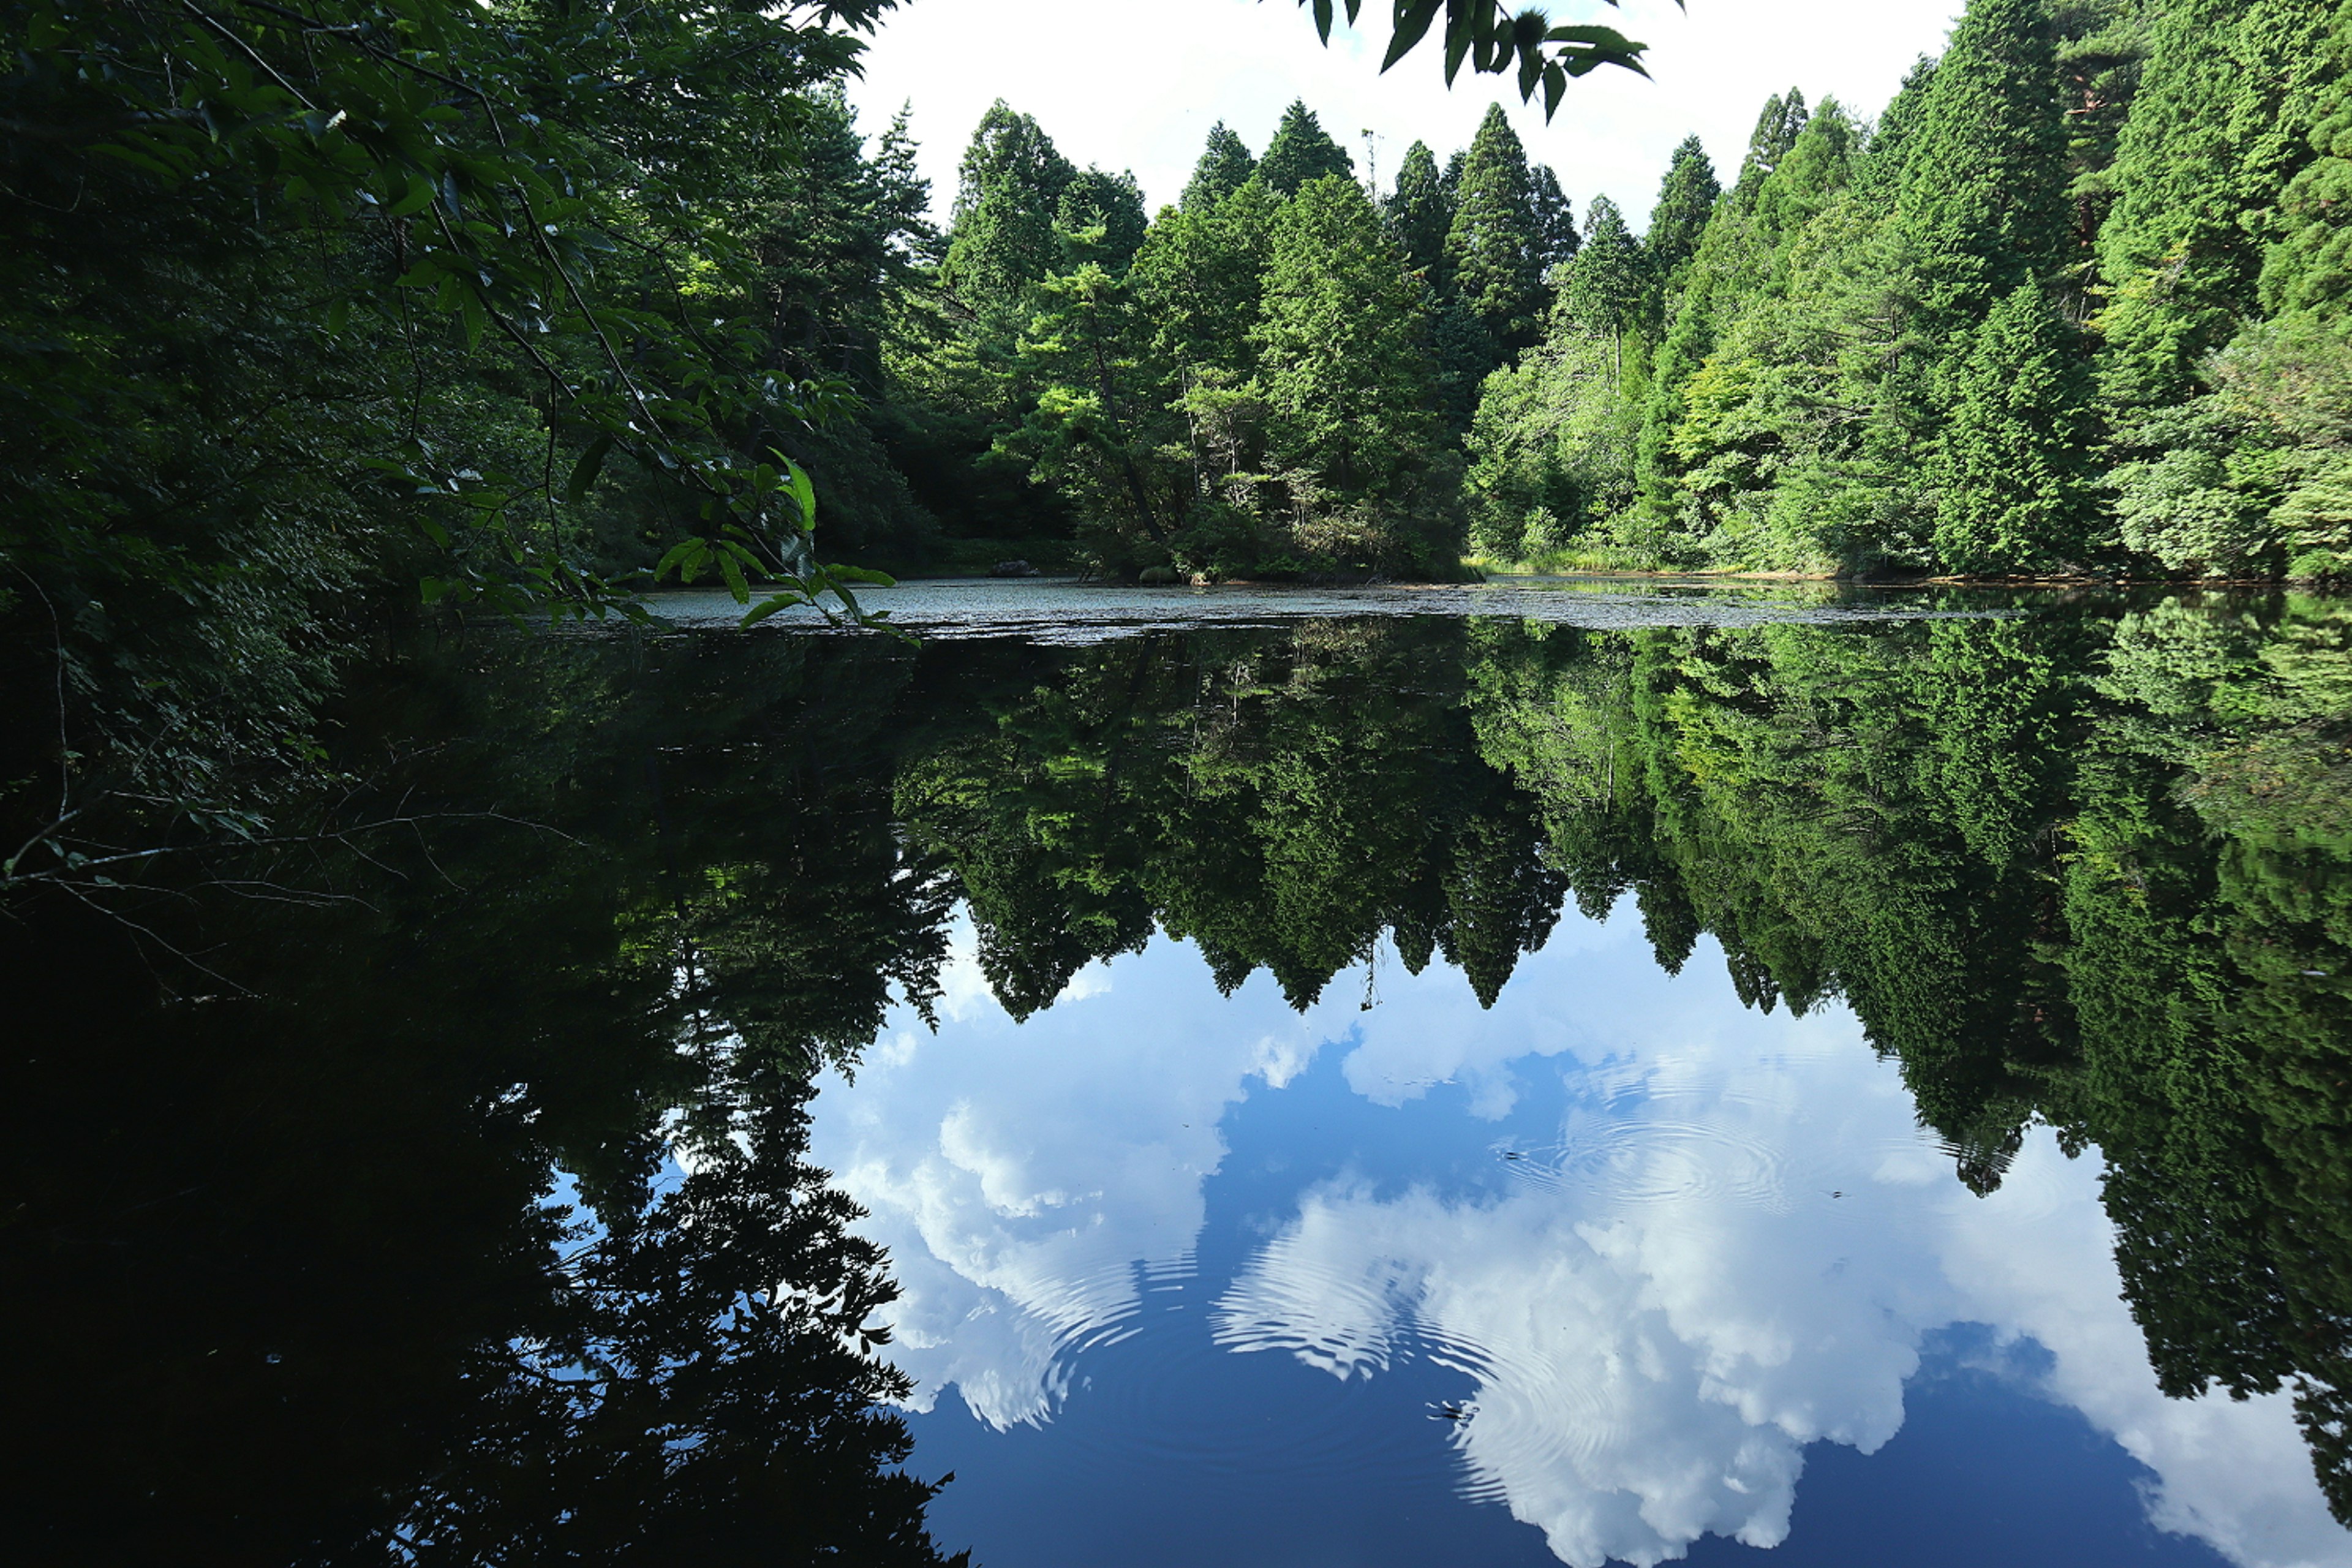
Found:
<box><xmin>1645</xmin><ymin>136</ymin><xmax>1721</xmax><ymax>291</ymax></box>
<box><xmin>2097</xmin><ymin>0</ymin><xmax>2343</xmax><ymax>407</ymax></box>
<box><xmin>1894</xmin><ymin>0</ymin><xmax>2070</xmax><ymax>347</ymax></box>
<box><xmin>1258</xmin><ymin>101</ymin><xmax>1355</xmax><ymax>197</ymax></box>
<box><xmin>1559</xmin><ymin>196</ymin><xmax>1647</xmax><ymax>374</ymax></box>
<box><xmin>1386</xmin><ymin>140</ymin><xmax>1454</xmax><ymax>281</ymax></box>
<box><xmin>1935</xmin><ymin>282</ymin><xmax>2099</xmax><ymax>571</ymax></box>
<box><xmin>1182</xmin><ymin>123</ymin><xmax>1258</xmax><ymax>211</ymax></box>
<box><xmin>1730</xmin><ymin>90</ymin><xmax>1810</xmax><ymax>210</ymax></box>
<box><xmin>1530</xmin><ymin>164</ymin><xmax>1581</xmax><ymax>280</ymax></box>
<box><xmin>1853</xmin><ymin>56</ymin><xmax>1939</xmax><ymax>213</ymax></box>
<box><xmin>1131</xmin><ymin>178</ymin><xmax>1276</xmax><ymax>379</ymax></box>
<box><xmin>1056</xmin><ymin>168</ymin><xmax>1148</xmax><ymax>271</ymax></box>
<box><xmin>1256</xmin><ymin>176</ymin><xmax>1440</xmax><ymax>505</ymax></box>
<box><xmin>1444</xmin><ymin>103</ymin><xmax>1549</xmax><ymax>363</ymax></box>
<box><xmin>941</xmin><ymin>102</ymin><xmax>1077</xmax><ymax>322</ymax></box>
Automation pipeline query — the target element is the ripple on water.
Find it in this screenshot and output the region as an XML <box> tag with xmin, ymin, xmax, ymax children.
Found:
<box><xmin>1499</xmin><ymin>1115</ymin><xmax>1793</xmax><ymax>1213</ymax></box>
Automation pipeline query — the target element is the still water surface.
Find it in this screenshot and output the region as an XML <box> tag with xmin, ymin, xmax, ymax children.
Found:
<box><xmin>9</xmin><ymin>581</ymin><xmax>2350</xmax><ymax>1566</ymax></box>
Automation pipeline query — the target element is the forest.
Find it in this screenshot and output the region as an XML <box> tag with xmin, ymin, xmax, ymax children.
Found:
<box><xmin>878</xmin><ymin>0</ymin><xmax>2352</xmax><ymax>586</ymax></box>
<box><xmin>7</xmin><ymin>0</ymin><xmax>2350</xmax><ymax>895</ymax></box>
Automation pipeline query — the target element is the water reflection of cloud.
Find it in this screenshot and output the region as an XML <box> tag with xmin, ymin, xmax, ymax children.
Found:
<box><xmin>810</xmin><ymin>908</ymin><xmax>2349</xmax><ymax>1568</ymax></box>
<box><xmin>816</xmin><ymin>915</ymin><xmax>1328</xmax><ymax>1428</ymax></box>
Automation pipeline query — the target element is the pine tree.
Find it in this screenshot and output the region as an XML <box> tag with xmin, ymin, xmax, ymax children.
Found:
<box><xmin>1255</xmin><ymin>175</ymin><xmax>1440</xmax><ymax>505</ymax></box>
<box><xmin>1935</xmin><ymin>282</ymin><xmax>2099</xmax><ymax>571</ymax></box>
<box><xmin>1182</xmin><ymin>123</ymin><xmax>1257</xmax><ymax>211</ymax></box>
<box><xmin>1894</xmin><ymin>0</ymin><xmax>2070</xmax><ymax>347</ymax></box>
<box><xmin>1385</xmin><ymin>140</ymin><xmax>1453</xmax><ymax>280</ymax></box>
<box><xmin>1444</xmin><ymin>102</ymin><xmax>1548</xmax><ymax>363</ymax></box>
<box><xmin>1644</xmin><ymin>135</ymin><xmax>1721</xmax><ymax>291</ymax></box>
<box><xmin>1258</xmin><ymin>101</ymin><xmax>1355</xmax><ymax>197</ymax></box>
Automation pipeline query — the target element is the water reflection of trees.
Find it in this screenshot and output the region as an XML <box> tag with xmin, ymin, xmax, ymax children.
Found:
<box><xmin>1</xmin><ymin>635</ymin><xmax>968</xmax><ymax>1565</ymax></box>
<box><xmin>876</xmin><ymin>600</ymin><xmax>2352</xmax><ymax>1524</ymax></box>
<box><xmin>7</xmin><ymin>599</ymin><xmax>2348</xmax><ymax>1551</ymax></box>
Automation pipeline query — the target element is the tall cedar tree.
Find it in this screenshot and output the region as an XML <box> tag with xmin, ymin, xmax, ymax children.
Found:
<box><xmin>1256</xmin><ymin>176</ymin><xmax>1441</xmax><ymax>503</ymax></box>
<box><xmin>1531</xmin><ymin>165</ymin><xmax>1582</xmax><ymax>279</ymax></box>
<box><xmin>1894</xmin><ymin>0</ymin><xmax>2071</xmax><ymax>347</ymax></box>
<box><xmin>1559</xmin><ymin>196</ymin><xmax>1648</xmax><ymax>370</ymax></box>
<box><xmin>1731</xmin><ymin>90</ymin><xmax>1811</xmax><ymax>209</ymax></box>
<box><xmin>1184</xmin><ymin>123</ymin><xmax>1259</xmax><ymax>210</ymax></box>
<box><xmin>1445</xmin><ymin>104</ymin><xmax>1550</xmax><ymax>364</ymax></box>
<box><xmin>2096</xmin><ymin>0</ymin><xmax>2343</xmax><ymax>406</ymax></box>
<box><xmin>1936</xmin><ymin>282</ymin><xmax>2101</xmax><ymax>570</ymax></box>
<box><xmin>1645</xmin><ymin>136</ymin><xmax>1722</xmax><ymax>293</ymax></box>
<box><xmin>941</xmin><ymin>102</ymin><xmax>1077</xmax><ymax>324</ymax></box>
<box><xmin>1387</xmin><ymin>141</ymin><xmax>1455</xmax><ymax>281</ymax></box>
<box><xmin>1055</xmin><ymin>168</ymin><xmax>1150</xmax><ymax>270</ymax></box>
<box><xmin>1258</xmin><ymin>101</ymin><xmax>1356</xmax><ymax>196</ymax></box>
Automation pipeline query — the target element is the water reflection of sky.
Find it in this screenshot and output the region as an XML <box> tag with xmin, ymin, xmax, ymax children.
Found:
<box><xmin>809</xmin><ymin>903</ymin><xmax>2348</xmax><ymax>1568</ymax></box>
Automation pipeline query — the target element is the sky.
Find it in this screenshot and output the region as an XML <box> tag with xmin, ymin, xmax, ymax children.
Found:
<box><xmin>809</xmin><ymin>906</ymin><xmax>2352</xmax><ymax>1568</ymax></box>
<box><xmin>845</xmin><ymin>0</ymin><xmax>1966</xmax><ymax>234</ymax></box>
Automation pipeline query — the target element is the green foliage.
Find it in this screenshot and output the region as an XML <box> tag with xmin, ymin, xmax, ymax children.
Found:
<box><xmin>1289</xmin><ymin>0</ymin><xmax>1653</xmax><ymax>118</ymax></box>
<box><xmin>1936</xmin><ymin>283</ymin><xmax>2101</xmax><ymax>571</ymax></box>
<box><xmin>1386</xmin><ymin>140</ymin><xmax>1456</xmax><ymax>280</ymax></box>
<box><xmin>1444</xmin><ymin>103</ymin><xmax>1550</xmax><ymax>362</ymax></box>
<box><xmin>1257</xmin><ymin>176</ymin><xmax>1458</xmax><ymax>568</ymax></box>
<box><xmin>1894</xmin><ymin>0</ymin><xmax>2071</xmax><ymax>344</ymax></box>
<box><xmin>1183</xmin><ymin>121</ymin><xmax>1260</xmax><ymax>210</ymax></box>
<box><xmin>0</xmin><ymin>0</ymin><xmax>916</xmax><ymax>899</ymax></box>
<box><xmin>1258</xmin><ymin>99</ymin><xmax>1356</xmax><ymax>196</ymax></box>
<box><xmin>1644</xmin><ymin>135</ymin><xmax>1721</xmax><ymax>295</ymax></box>
<box><xmin>1558</xmin><ymin>196</ymin><xmax>1649</xmax><ymax>353</ymax></box>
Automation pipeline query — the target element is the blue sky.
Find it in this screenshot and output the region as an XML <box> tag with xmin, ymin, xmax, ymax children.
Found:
<box><xmin>847</xmin><ymin>0</ymin><xmax>1965</xmax><ymax>231</ymax></box>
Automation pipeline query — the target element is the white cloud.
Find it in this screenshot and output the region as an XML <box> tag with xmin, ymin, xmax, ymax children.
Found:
<box><xmin>848</xmin><ymin>0</ymin><xmax>1963</xmax><ymax>230</ymax></box>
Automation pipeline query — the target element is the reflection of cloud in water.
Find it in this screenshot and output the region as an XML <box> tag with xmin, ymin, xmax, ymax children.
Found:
<box><xmin>815</xmin><ymin>914</ymin><xmax>1322</xmax><ymax>1428</ymax></box>
<box><xmin>813</xmin><ymin>907</ymin><xmax>2348</xmax><ymax>1568</ymax></box>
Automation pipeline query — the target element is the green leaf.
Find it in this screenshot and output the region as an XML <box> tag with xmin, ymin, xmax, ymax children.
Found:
<box><xmin>564</xmin><ymin>434</ymin><xmax>613</xmax><ymax>507</ymax></box>
<box><xmin>388</xmin><ymin>172</ymin><xmax>435</xmax><ymax>217</ymax></box>
<box><xmin>1381</xmin><ymin>0</ymin><xmax>1442</xmax><ymax>70</ymax></box>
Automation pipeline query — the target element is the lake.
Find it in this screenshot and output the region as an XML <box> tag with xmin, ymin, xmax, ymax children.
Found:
<box><xmin>7</xmin><ymin>580</ymin><xmax>2349</xmax><ymax>1568</ymax></box>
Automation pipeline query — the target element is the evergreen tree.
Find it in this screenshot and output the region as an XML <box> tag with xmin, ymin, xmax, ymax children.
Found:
<box><xmin>1559</xmin><ymin>196</ymin><xmax>1648</xmax><ymax>372</ymax></box>
<box><xmin>1385</xmin><ymin>140</ymin><xmax>1455</xmax><ymax>280</ymax></box>
<box><xmin>1530</xmin><ymin>164</ymin><xmax>1581</xmax><ymax>280</ymax></box>
<box><xmin>1055</xmin><ymin>168</ymin><xmax>1149</xmax><ymax>271</ymax></box>
<box><xmin>1730</xmin><ymin>90</ymin><xmax>1811</xmax><ymax>209</ymax></box>
<box><xmin>1935</xmin><ymin>282</ymin><xmax>2100</xmax><ymax>571</ymax></box>
<box><xmin>1444</xmin><ymin>103</ymin><xmax>1550</xmax><ymax>363</ymax></box>
<box><xmin>941</xmin><ymin>102</ymin><xmax>1078</xmax><ymax>322</ymax></box>
<box><xmin>1754</xmin><ymin>101</ymin><xmax>1855</xmax><ymax>244</ymax></box>
<box><xmin>1853</xmin><ymin>57</ymin><xmax>1939</xmax><ymax>213</ymax></box>
<box><xmin>1255</xmin><ymin>176</ymin><xmax>1443</xmax><ymax>521</ymax></box>
<box><xmin>1183</xmin><ymin>122</ymin><xmax>1258</xmax><ymax>211</ymax></box>
<box><xmin>1645</xmin><ymin>135</ymin><xmax>1721</xmax><ymax>292</ymax></box>
<box><xmin>1258</xmin><ymin>100</ymin><xmax>1355</xmax><ymax>196</ymax></box>
<box><xmin>2097</xmin><ymin>0</ymin><xmax>2343</xmax><ymax>407</ymax></box>
<box><xmin>1894</xmin><ymin>0</ymin><xmax>2071</xmax><ymax>346</ymax></box>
